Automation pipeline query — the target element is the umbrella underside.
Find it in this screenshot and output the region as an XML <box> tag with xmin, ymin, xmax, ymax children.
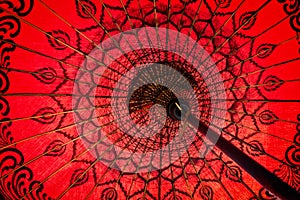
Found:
<box><xmin>0</xmin><ymin>0</ymin><xmax>300</xmax><ymax>199</ymax></box>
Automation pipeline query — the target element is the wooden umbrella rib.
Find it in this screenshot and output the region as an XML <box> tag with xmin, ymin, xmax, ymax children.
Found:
<box><xmin>57</xmin><ymin>105</ymin><xmax>164</xmax><ymax>199</ymax></box>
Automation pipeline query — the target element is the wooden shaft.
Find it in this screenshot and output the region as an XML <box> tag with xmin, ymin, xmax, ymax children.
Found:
<box><xmin>187</xmin><ymin>114</ymin><xmax>300</xmax><ymax>200</ymax></box>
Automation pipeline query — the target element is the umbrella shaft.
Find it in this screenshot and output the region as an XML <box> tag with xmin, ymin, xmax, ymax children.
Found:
<box><xmin>187</xmin><ymin>114</ymin><xmax>300</xmax><ymax>200</ymax></box>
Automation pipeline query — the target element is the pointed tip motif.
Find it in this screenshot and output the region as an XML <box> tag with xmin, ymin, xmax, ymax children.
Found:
<box><xmin>256</xmin><ymin>44</ymin><xmax>276</xmax><ymax>58</ymax></box>
<box><xmin>246</xmin><ymin>140</ymin><xmax>265</xmax><ymax>157</ymax></box>
<box><xmin>101</xmin><ymin>187</ymin><xmax>118</xmax><ymax>200</ymax></box>
<box><xmin>199</xmin><ymin>185</ymin><xmax>214</xmax><ymax>200</ymax></box>
<box><xmin>259</xmin><ymin>110</ymin><xmax>279</xmax><ymax>125</ymax></box>
<box><xmin>75</xmin><ymin>0</ymin><xmax>97</xmax><ymax>19</ymax></box>
<box><xmin>31</xmin><ymin>107</ymin><xmax>57</xmax><ymax>124</ymax></box>
<box><xmin>70</xmin><ymin>168</ymin><xmax>89</xmax><ymax>188</ymax></box>
<box><xmin>46</xmin><ymin>30</ymin><xmax>70</xmax><ymax>50</ymax></box>
<box><xmin>263</xmin><ymin>75</ymin><xmax>283</xmax><ymax>91</ymax></box>
<box><xmin>225</xmin><ymin>164</ymin><xmax>242</xmax><ymax>182</ymax></box>
<box><xmin>44</xmin><ymin>140</ymin><xmax>66</xmax><ymax>156</ymax></box>
<box><xmin>32</xmin><ymin>67</ymin><xmax>57</xmax><ymax>84</ymax></box>
<box><xmin>239</xmin><ymin>11</ymin><xmax>257</xmax><ymax>30</ymax></box>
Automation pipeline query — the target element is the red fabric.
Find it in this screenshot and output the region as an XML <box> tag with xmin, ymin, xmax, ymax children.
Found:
<box><xmin>1</xmin><ymin>0</ymin><xmax>300</xmax><ymax>199</ymax></box>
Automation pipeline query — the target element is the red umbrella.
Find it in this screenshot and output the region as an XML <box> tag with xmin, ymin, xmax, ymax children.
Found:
<box><xmin>0</xmin><ymin>0</ymin><xmax>300</xmax><ymax>199</ymax></box>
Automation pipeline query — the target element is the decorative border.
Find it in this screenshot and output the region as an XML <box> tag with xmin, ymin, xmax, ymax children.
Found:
<box><xmin>0</xmin><ymin>1</ymin><xmax>53</xmax><ymax>199</ymax></box>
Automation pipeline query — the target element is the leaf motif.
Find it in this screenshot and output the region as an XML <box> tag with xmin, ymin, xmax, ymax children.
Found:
<box><xmin>199</xmin><ymin>185</ymin><xmax>214</xmax><ymax>200</ymax></box>
<box><xmin>70</xmin><ymin>169</ymin><xmax>89</xmax><ymax>188</ymax></box>
<box><xmin>0</xmin><ymin>118</ymin><xmax>12</xmax><ymax>147</ymax></box>
<box><xmin>0</xmin><ymin>16</ymin><xmax>20</xmax><ymax>38</ymax></box>
<box><xmin>246</xmin><ymin>140</ymin><xmax>265</xmax><ymax>156</ymax></box>
<box><xmin>46</xmin><ymin>30</ymin><xmax>70</xmax><ymax>50</ymax></box>
<box><xmin>0</xmin><ymin>96</ymin><xmax>10</xmax><ymax>116</ymax></box>
<box><xmin>225</xmin><ymin>165</ymin><xmax>242</xmax><ymax>182</ymax></box>
<box><xmin>263</xmin><ymin>75</ymin><xmax>283</xmax><ymax>91</ymax></box>
<box><xmin>44</xmin><ymin>140</ymin><xmax>66</xmax><ymax>156</ymax></box>
<box><xmin>101</xmin><ymin>187</ymin><xmax>118</xmax><ymax>200</ymax></box>
<box><xmin>32</xmin><ymin>107</ymin><xmax>56</xmax><ymax>124</ymax></box>
<box><xmin>75</xmin><ymin>0</ymin><xmax>97</xmax><ymax>18</ymax></box>
<box><xmin>256</xmin><ymin>44</ymin><xmax>276</xmax><ymax>58</ymax></box>
<box><xmin>32</xmin><ymin>67</ymin><xmax>57</xmax><ymax>84</ymax></box>
<box><xmin>0</xmin><ymin>70</ymin><xmax>10</xmax><ymax>93</ymax></box>
<box><xmin>214</xmin><ymin>0</ymin><xmax>232</xmax><ymax>8</ymax></box>
<box><xmin>0</xmin><ymin>39</ymin><xmax>16</xmax><ymax>68</ymax></box>
<box><xmin>239</xmin><ymin>11</ymin><xmax>256</xmax><ymax>30</ymax></box>
<box><xmin>274</xmin><ymin>163</ymin><xmax>300</xmax><ymax>188</ymax></box>
<box><xmin>259</xmin><ymin>110</ymin><xmax>278</xmax><ymax>125</ymax></box>
<box><xmin>290</xmin><ymin>12</ymin><xmax>300</xmax><ymax>32</ymax></box>
<box><xmin>286</xmin><ymin>145</ymin><xmax>300</xmax><ymax>166</ymax></box>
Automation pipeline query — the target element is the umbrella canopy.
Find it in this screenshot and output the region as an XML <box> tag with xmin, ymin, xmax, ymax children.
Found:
<box><xmin>0</xmin><ymin>0</ymin><xmax>300</xmax><ymax>199</ymax></box>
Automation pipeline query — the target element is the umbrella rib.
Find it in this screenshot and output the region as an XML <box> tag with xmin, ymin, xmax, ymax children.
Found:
<box><xmin>20</xmin><ymin>103</ymin><xmax>153</xmax><ymax>199</ymax></box>
<box><xmin>190</xmin><ymin>111</ymin><xmax>300</xmax><ymax>195</ymax></box>
<box><xmin>0</xmin><ymin>104</ymin><xmax>111</xmax><ymax>125</ymax></box>
<box><xmin>204</xmin><ymin>34</ymin><xmax>298</xmax><ymax>84</ymax></box>
<box><xmin>166</xmin><ymin>115</ymin><xmax>195</xmax><ymax>199</ymax></box>
<box><xmin>202</xmin><ymin>108</ymin><xmax>295</xmax><ymax>143</ymax></box>
<box><xmin>126</xmin><ymin>120</ymin><xmax>178</xmax><ymax>200</ymax></box>
<box><xmin>217</xmin><ymin>78</ymin><xmax>300</xmax><ymax>92</ymax></box>
<box><xmin>0</xmin><ymin>38</ymin><xmax>132</xmax><ymax>87</ymax></box>
<box><xmin>5</xmin><ymin>37</ymin><xmax>298</xmax><ymax>99</ymax></box>
<box><xmin>19</xmin><ymin>119</ymin><xmax>120</xmax><ymax>199</ymax></box>
<box><xmin>0</xmin><ymin>7</ymin><xmax>137</xmax><ymax>84</ymax></box>
<box><xmin>58</xmin><ymin>105</ymin><xmax>166</xmax><ymax>199</ymax></box>
<box><xmin>175</xmin><ymin>102</ymin><xmax>300</xmax><ymax>145</ymax></box>
<box><xmin>202</xmin><ymin>0</ymin><xmax>271</xmax><ymax>64</ymax></box>
<box><xmin>83</xmin><ymin>94</ymin><xmax>178</xmax><ymax>199</ymax></box>
<box><xmin>197</xmin><ymin>132</ymin><xmax>260</xmax><ymax>198</ymax></box>
<box><xmin>183</xmin><ymin>0</ymin><xmax>247</xmax><ymax>67</ymax></box>
<box><xmin>0</xmin><ymin>65</ymin><xmax>137</xmax><ymax>91</ymax></box>
<box><xmin>85</xmin><ymin>113</ymin><xmax>160</xmax><ymax>199</ymax></box>
<box><xmin>215</xmin><ymin>99</ymin><xmax>300</xmax><ymax>103</ymax></box>
<box><xmin>181</xmin><ymin>0</ymin><xmax>273</xmax><ymax>88</ymax></box>
<box><xmin>0</xmin><ymin>8</ymin><xmax>116</xmax><ymax>77</ymax></box>
<box><xmin>1</xmin><ymin>125</ymin><xmax>101</xmax><ymax>182</ymax></box>
<box><xmin>83</xmin><ymin>106</ymin><xmax>165</xmax><ymax>199</ymax></box>
<box><xmin>176</xmin><ymin>129</ymin><xmax>233</xmax><ymax>200</ymax></box>
<box><xmin>213</xmin><ymin>106</ymin><xmax>298</xmax><ymax>125</ymax></box>
<box><xmin>0</xmin><ymin>102</ymin><xmax>145</xmax><ymax>151</ymax></box>
<box><xmin>124</xmin><ymin>133</ymin><xmax>163</xmax><ymax>200</ymax></box>
<box><xmin>0</xmin><ymin>97</ymin><xmax>152</xmax><ymax>125</ymax></box>
<box><xmin>39</xmin><ymin>0</ymin><xmax>137</xmax><ymax>80</ymax></box>
<box><xmin>170</xmin><ymin>0</ymin><xmax>192</xmax><ymax>58</ymax></box>
<box><xmin>172</xmin><ymin>113</ymin><xmax>234</xmax><ymax>199</ymax></box>
<box><xmin>0</xmin><ymin>38</ymin><xmax>82</xmax><ymax>69</ymax></box>
<box><xmin>182</xmin><ymin>125</ymin><xmax>240</xmax><ymax>199</ymax></box>
<box><xmin>172</xmin><ymin>103</ymin><xmax>299</xmax><ymax>173</ymax></box>
<box><xmin>173</xmin><ymin>104</ymin><xmax>261</xmax><ymax>198</ymax></box>
<box><xmin>178</xmin><ymin>0</ymin><xmax>208</xmax><ymax>58</ymax></box>
<box><xmin>81</xmin><ymin>0</ymin><xmax>170</xmax><ymax>89</ymax></box>
<box><xmin>1</xmin><ymin>92</ymin><xmax>292</xmax><ymax>189</ymax></box>
<box><xmin>205</xmin><ymin>15</ymin><xmax>293</xmax><ymax>79</ymax></box>
<box><xmin>209</xmin><ymin>57</ymin><xmax>300</xmax><ymax>89</ymax></box>
<box><xmin>76</xmin><ymin>0</ymin><xmax>149</xmax><ymax>80</ymax></box>
<box><xmin>0</xmin><ymin>93</ymin><xmax>126</xmax><ymax>98</ymax></box>
<box><xmin>185</xmin><ymin>124</ymin><xmax>237</xmax><ymax>199</ymax></box>
<box><xmin>198</xmin><ymin>75</ymin><xmax>300</xmax><ymax>101</ymax></box>
<box><xmin>208</xmin><ymin>116</ymin><xmax>296</xmax><ymax>167</ymax></box>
